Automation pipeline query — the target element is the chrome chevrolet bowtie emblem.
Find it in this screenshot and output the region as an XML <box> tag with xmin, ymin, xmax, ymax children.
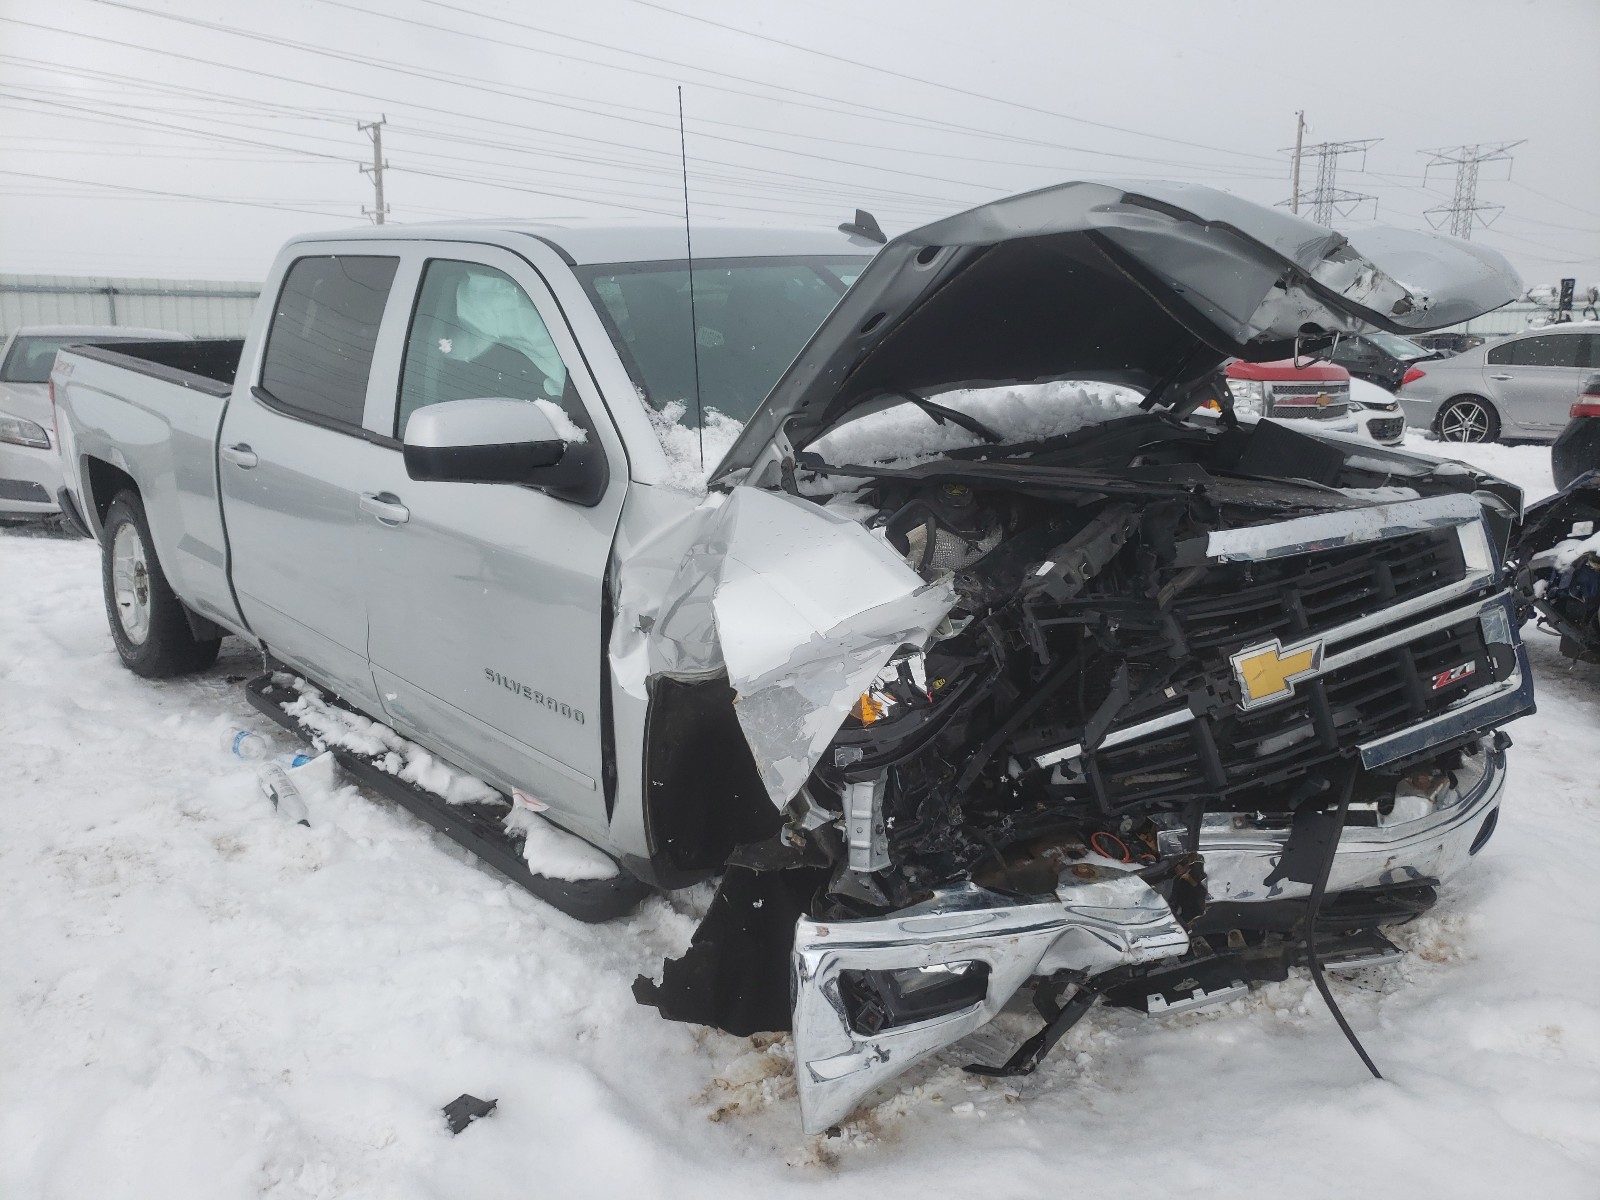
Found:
<box><xmin>1230</xmin><ymin>637</ymin><xmax>1324</xmax><ymax>709</ymax></box>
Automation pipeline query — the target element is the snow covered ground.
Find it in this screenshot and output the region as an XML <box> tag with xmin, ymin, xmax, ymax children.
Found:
<box><xmin>2</xmin><ymin>437</ymin><xmax>1596</xmax><ymax>1199</ymax></box>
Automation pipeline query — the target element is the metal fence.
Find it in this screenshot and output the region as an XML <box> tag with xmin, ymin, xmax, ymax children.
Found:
<box><xmin>0</xmin><ymin>275</ymin><xmax>261</xmax><ymax>340</ymax></box>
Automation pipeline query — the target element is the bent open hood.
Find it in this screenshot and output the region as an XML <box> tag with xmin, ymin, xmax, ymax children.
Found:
<box><xmin>708</xmin><ymin>180</ymin><xmax>1520</xmax><ymax>488</ymax></box>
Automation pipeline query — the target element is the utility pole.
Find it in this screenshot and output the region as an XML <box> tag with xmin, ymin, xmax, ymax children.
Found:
<box><xmin>1282</xmin><ymin>137</ymin><xmax>1379</xmax><ymax>226</ymax></box>
<box><xmin>1290</xmin><ymin>110</ymin><xmax>1305</xmax><ymax>215</ymax></box>
<box><xmin>358</xmin><ymin>115</ymin><xmax>388</xmax><ymax>225</ymax></box>
<box><xmin>1421</xmin><ymin>141</ymin><xmax>1525</xmax><ymax>240</ymax></box>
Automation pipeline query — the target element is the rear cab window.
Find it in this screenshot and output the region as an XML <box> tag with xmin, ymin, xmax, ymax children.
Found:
<box><xmin>259</xmin><ymin>255</ymin><xmax>400</xmax><ymax>429</ymax></box>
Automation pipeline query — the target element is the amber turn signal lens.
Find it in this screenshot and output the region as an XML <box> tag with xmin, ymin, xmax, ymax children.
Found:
<box><xmin>851</xmin><ymin>691</ymin><xmax>889</xmax><ymax>725</ymax></box>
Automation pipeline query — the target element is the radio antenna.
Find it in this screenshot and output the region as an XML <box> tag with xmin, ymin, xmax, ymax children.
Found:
<box><xmin>677</xmin><ymin>85</ymin><xmax>706</xmax><ymax>469</ymax></box>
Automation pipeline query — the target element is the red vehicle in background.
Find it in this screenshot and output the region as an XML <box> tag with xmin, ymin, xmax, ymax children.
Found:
<box><xmin>1222</xmin><ymin>357</ymin><xmax>1406</xmax><ymax>445</ymax></box>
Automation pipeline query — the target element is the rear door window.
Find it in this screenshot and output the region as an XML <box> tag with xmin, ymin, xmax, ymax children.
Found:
<box><xmin>260</xmin><ymin>255</ymin><xmax>399</xmax><ymax>427</ymax></box>
<box><xmin>1489</xmin><ymin>333</ymin><xmax>1583</xmax><ymax>368</ymax></box>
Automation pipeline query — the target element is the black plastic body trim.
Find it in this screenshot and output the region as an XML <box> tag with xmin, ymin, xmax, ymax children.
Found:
<box><xmin>249</xmin><ymin>385</ymin><xmax>401</xmax><ymax>449</ymax></box>
<box><xmin>55</xmin><ymin>486</ymin><xmax>93</xmax><ymax>538</ymax></box>
<box><xmin>244</xmin><ymin>672</ymin><xmax>650</xmax><ymax>923</ymax></box>
<box><xmin>65</xmin><ymin>340</ymin><xmax>238</xmax><ymax>398</ymax></box>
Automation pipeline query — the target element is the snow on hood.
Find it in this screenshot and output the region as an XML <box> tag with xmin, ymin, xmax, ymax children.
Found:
<box><xmin>710</xmin><ymin>179</ymin><xmax>1521</xmax><ymax>489</ymax></box>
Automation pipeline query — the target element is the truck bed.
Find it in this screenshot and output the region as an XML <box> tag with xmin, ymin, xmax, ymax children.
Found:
<box><xmin>64</xmin><ymin>339</ymin><xmax>245</xmax><ymax>396</ymax></box>
<box><xmin>54</xmin><ymin>339</ymin><xmax>249</xmax><ymax>636</ymax></box>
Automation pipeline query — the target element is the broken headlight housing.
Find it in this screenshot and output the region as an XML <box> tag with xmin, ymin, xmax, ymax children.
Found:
<box><xmin>1226</xmin><ymin>378</ymin><xmax>1266</xmax><ymax>418</ymax></box>
<box><xmin>848</xmin><ymin>650</ymin><xmax>929</xmax><ymax>726</ymax></box>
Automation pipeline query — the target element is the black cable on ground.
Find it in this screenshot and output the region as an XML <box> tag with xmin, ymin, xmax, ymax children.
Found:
<box><xmin>1304</xmin><ymin>765</ymin><xmax>1384</xmax><ymax>1080</ymax></box>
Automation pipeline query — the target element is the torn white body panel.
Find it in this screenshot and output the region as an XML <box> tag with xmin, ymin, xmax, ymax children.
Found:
<box><xmin>624</xmin><ymin>487</ymin><xmax>955</xmax><ymax>807</ymax></box>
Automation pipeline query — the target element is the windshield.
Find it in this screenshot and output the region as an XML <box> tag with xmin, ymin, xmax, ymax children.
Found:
<box><xmin>1363</xmin><ymin>332</ymin><xmax>1432</xmax><ymax>361</ymax></box>
<box><xmin>0</xmin><ymin>335</ymin><xmax>158</xmax><ymax>384</ymax></box>
<box><xmin>577</xmin><ymin>256</ymin><xmax>868</xmax><ymax>427</ymax></box>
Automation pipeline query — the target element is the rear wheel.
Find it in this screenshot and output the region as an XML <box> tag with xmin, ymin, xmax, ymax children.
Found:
<box><xmin>1436</xmin><ymin>396</ymin><xmax>1499</xmax><ymax>443</ymax></box>
<box><xmin>100</xmin><ymin>490</ymin><xmax>222</xmax><ymax>677</ymax></box>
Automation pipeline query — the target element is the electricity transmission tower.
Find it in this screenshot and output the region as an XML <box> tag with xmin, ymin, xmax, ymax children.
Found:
<box><xmin>358</xmin><ymin>116</ymin><xmax>389</xmax><ymax>225</ymax></box>
<box><xmin>1284</xmin><ymin>131</ymin><xmax>1379</xmax><ymax>226</ymax></box>
<box><xmin>1421</xmin><ymin>141</ymin><xmax>1525</xmax><ymax>239</ymax></box>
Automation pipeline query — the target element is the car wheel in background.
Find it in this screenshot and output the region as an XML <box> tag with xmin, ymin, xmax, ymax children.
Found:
<box><xmin>1436</xmin><ymin>396</ymin><xmax>1499</xmax><ymax>443</ymax></box>
<box><xmin>100</xmin><ymin>490</ymin><xmax>222</xmax><ymax>677</ymax></box>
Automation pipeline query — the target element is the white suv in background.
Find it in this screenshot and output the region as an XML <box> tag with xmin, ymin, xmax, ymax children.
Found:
<box><xmin>0</xmin><ymin>325</ymin><xmax>190</xmax><ymax>520</ymax></box>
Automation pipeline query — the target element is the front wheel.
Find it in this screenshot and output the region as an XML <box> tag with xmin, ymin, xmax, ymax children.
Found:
<box><xmin>100</xmin><ymin>490</ymin><xmax>221</xmax><ymax>677</ymax></box>
<box><xmin>1437</xmin><ymin>397</ymin><xmax>1499</xmax><ymax>443</ymax></box>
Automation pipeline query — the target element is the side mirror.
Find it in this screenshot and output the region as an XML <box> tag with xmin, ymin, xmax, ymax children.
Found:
<box><xmin>402</xmin><ymin>398</ymin><xmax>571</xmax><ymax>485</ymax></box>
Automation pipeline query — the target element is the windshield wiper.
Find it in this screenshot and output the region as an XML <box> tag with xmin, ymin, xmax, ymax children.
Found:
<box><xmin>893</xmin><ymin>389</ymin><xmax>1004</xmax><ymax>444</ymax></box>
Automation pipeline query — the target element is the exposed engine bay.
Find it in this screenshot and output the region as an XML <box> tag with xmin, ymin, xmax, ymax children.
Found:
<box><xmin>635</xmin><ymin>410</ymin><xmax>1530</xmax><ymax>1129</ymax></box>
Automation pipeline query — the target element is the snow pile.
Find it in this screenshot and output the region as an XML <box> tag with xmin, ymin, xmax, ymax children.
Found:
<box><xmin>810</xmin><ymin>380</ymin><xmax>1146</xmax><ymax>467</ymax></box>
<box><xmin>533</xmin><ymin>398</ymin><xmax>587</xmax><ymax>444</ymax></box>
<box><xmin>1399</xmin><ymin>429</ymin><xmax>1558</xmax><ymax>503</ymax></box>
<box><xmin>642</xmin><ymin>382</ymin><xmax>1144</xmax><ymax>493</ymax></box>
<box><xmin>277</xmin><ymin>674</ymin><xmax>501</xmax><ymax>807</ymax></box>
<box><xmin>504</xmin><ymin>802</ymin><xmax>619</xmax><ymax>881</ymax></box>
<box><xmin>4</xmin><ymin>525</ymin><xmax>1600</xmax><ymax>1197</ymax></box>
<box><xmin>644</xmin><ymin>400</ymin><xmax>744</xmax><ymax>493</ymax></box>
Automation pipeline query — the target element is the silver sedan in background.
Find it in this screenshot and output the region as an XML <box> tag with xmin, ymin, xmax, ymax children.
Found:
<box><xmin>1397</xmin><ymin>321</ymin><xmax>1599</xmax><ymax>442</ymax></box>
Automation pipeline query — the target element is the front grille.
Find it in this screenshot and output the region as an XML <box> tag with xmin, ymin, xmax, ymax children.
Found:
<box><xmin>1268</xmin><ymin>381</ymin><xmax>1350</xmax><ymax>420</ymax></box>
<box><xmin>1064</xmin><ymin>527</ymin><xmax>1480</xmax><ymax>813</ymax></box>
<box><xmin>1168</xmin><ymin>527</ymin><xmax>1466</xmax><ymax>655</ymax></box>
<box><xmin>1090</xmin><ymin>617</ymin><xmax>1493</xmax><ymax>812</ymax></box>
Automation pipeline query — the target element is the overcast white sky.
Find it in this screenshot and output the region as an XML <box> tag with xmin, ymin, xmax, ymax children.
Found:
<box><xmin>0</xmin><ymin>0</ymin><xmax>1595</xmax><ymax>288</ymax></box>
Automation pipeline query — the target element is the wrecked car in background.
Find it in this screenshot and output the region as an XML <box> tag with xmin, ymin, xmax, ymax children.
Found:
<box><xmin>1515</xmin><ymin>473</ymin><xmax>1600</xmax><ymax>664</ymax></box>
<box><xmin>53</xmin><ymin>180</ymin><xmax>1531</xmax><ymax>1134</ymax></box>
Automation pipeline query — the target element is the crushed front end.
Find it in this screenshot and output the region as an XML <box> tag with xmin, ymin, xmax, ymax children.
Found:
<box><xmin>635</xmin><ymin>418</ymin><xmax>1533</xmax><ymax>1133</ymax></box>
<box><xmin>625</xmin><ymin>181</ymin><xmax>1534</xmax><ymax>1132</ymax></box>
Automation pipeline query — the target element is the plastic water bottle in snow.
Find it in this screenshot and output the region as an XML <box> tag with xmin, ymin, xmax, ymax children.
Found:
<box><xmin>257</xmin><ymin>762</ymin><xmax>311</xmax><ymax>826</ymax></box>
<box><xmin>224</xmin><ymin>728</ymin><xmax>275</xmax><ymax>760</ymax></box>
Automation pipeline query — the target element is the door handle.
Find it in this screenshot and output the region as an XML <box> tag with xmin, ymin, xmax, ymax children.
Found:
<box><xmin>360</xmin><ymin>492</ymin><xmax>410</xmax><ymax>526</ymax></box>
<box><xmin>1489</xmin><ymin>374</ymin><xmax>1513</xmax><ymax>381</ymax></box>
<box><xmin>221</xmin><ymin>443</ymin><xmax>258</xmax><ymax>468</ymax></box>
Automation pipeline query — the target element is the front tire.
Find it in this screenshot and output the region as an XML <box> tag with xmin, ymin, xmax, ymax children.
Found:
<box><xmin>100</xmin><ymin>490</ymin><xmax>221</xmax><ymax>677</ymax></box>
<box><xmin>1436</xmin><ymin>396</ymin><xmax>1500</xmax><ymax>443</ymax></box>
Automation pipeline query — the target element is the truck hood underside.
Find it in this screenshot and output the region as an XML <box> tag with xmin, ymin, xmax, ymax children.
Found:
<box><xmin>709</xmin><ymin>180</ymin><xmax>1521</xmax><ymax>487</ymax></box>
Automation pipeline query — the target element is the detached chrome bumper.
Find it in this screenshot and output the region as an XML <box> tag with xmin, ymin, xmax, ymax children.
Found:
<box><xmin>1177</xmin><ymin>732</ymin><xmax>1507</xmax><ymax>904</ymax></box>
<box><xmin>791</xmin><ymin>869</ymin><xmax>1190</xmax><ymax>1132</ymax></box>
<box><xmin>790</xmin><ymin>735</ymin><xmax>1508</xmax><ymax>1132</ymax></box>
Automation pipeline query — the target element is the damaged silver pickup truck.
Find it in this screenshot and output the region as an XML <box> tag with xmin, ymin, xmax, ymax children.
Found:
<box><xmin>54</xmin><ymin>181</ymin><xmax>1533</xmax><ymax>1132</ymax></box>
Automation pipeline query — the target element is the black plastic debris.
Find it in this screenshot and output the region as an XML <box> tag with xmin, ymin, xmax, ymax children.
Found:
<box><xmin>443</xmin><ymin>1093</ymin><xmax>497</xmax><ymax>1134</ymax></box>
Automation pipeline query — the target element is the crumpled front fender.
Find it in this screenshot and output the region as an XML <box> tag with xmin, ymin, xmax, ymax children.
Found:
<box><xmin>627</xmin><ymin>487</ymin><xmax>954</xmax><ymax>808</ymax></box>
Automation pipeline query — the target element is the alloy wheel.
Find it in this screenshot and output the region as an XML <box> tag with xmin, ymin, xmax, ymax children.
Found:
<box><xmin>1439</xmin><ymin>400</ymin><xmax>1492</xmax><ymax>443</ymax></box>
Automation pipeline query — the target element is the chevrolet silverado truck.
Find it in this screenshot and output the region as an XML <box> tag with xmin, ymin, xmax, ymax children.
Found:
<box><xmin>53</xmin><ymin>181</ymin><xmax>1535</xmax><ymax>1132</ymax></box>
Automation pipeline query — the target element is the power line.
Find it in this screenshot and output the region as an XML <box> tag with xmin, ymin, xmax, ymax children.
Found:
<box><xmin>0</xmin><ymin>17</ymin><xmax>987</xmax><ymax>215</ymax></box>
<box><xmin>1421</xmin><ymin>141</ymin><xmax>1525</xmax><ymax>240</ymax></box>
<box><xmin>1509</xmin><ymin>180</ymin><xmax>1600</xmax><ymax>220</ymax></box>
<box><xmin>0</xmin><ymin>168</ymin><xmax>356</xmax><ymax>218</ymax></box>
<box><xmin>624</xmin><ymin>0</ymin><xmax>1282</xmax><ymax>163</ymax></box>
<box><xmin>317</xmin><ymin>0</ymin><xmax>1286</xmax><ymax>181</ymax></box>
<box><xmin>71</xmin><ymin>1</ymin><xmax>1001</xmax><ymax>198</ymax></box>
